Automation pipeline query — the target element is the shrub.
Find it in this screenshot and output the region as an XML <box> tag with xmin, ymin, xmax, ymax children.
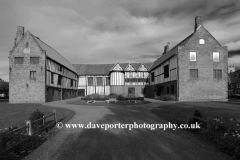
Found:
<box><xmin>29</xmin><ymin>109</ymin><xmax>45</xmax><ymax>132</ymax></box>
<box><xmin>116</xmin><ymin>95</ymin><xmax>125</xmax><ymax>101</ymax></box>
<box><xmin>82</xmin><ymin>94</ymin><xmax>109</xmax><ymax>100</ymax></box>
<box><xmin>156</xmin><ymin>94</ymin><xmax>176</xmax><ymax>101</ymax></box>
<box><xmin>108</xmin><ymin>93</ymin><xmax>118</xmax><ymax>98</ymax></box>
<box><xmin>192</xmin><ymin>110</ymin><xmax>202</xmax><ymax>124</ymax></box>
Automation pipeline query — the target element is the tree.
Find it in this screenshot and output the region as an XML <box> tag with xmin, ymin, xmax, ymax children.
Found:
<box><xmin>0</xmin><ymin>81</ymin><xmax>9</xmax><ymax>97</ymax></box>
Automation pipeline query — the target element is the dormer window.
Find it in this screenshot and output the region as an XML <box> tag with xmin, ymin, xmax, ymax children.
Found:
<box><xmin>199</xmin><ymin>39</ymin><xmax>205</xmax><ymax>44</ymax></box>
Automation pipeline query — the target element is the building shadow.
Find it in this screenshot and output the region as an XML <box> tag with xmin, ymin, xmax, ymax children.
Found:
<box><xmin>51</xmin><ymin>103</ymin><xmax>231</xmax><ymax>160</ymax></box>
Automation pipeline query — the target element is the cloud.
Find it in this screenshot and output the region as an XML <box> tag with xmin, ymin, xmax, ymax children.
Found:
<box><xmin>1</xmin><ymin>0</ymin><xmax>240</xmax><ymax>81</ymax></box>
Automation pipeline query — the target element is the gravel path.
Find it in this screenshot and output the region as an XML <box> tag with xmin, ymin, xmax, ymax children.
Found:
<box><xmin>25</xmin><ymin>97</ymin><xmax>233</xmax><ymax>160</ymax></box>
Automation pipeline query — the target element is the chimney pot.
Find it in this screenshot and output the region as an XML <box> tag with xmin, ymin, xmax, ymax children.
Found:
<box><xmin>163</xmin><ymin>42</ymin><xmax>170</xmax><ymax>54</ymax></box>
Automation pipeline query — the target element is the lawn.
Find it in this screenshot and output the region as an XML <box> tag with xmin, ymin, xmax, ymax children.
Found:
<box><xmin>151</xmin><ymin>101</ymin><xmax>240</xmax><ymax>123</ymax></box>
<box><xmin>0</xmin><ymin>101</ymin><xmax>75</xmax><ymax>129</ymax></box>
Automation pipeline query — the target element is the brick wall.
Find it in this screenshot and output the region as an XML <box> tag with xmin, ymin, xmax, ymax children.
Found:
<box><xmin>9</xmin><ymin>31</ymin><xmax>46</xmax><ymax>103</ymax></box>
<box><xmin>178</xmin><ymin>27</ymin><xmax>228</xmax><ymax>101</ymax></box>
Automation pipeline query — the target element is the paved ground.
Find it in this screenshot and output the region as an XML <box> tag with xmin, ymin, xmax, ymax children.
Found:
<box><xmin>25</xmin><ymin>98</ymin><xmax>233</xmax><ymax>160</ymax></box>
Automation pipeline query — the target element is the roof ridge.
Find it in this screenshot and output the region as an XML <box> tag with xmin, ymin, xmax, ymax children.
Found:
<box><xmin>32</xmin><ymin>34</ymin><xmax>77</xmax><ymax>73</ymax></box>
<box><xmin>150</xmin><ymin>32</ymin><xmax>195</xmax><ymax>71</ymax></box>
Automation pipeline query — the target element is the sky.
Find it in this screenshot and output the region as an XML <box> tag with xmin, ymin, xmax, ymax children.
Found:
<box><xmin>0</xmin><ymin>0</ymin><xmax>240</xmax><ymax>81</ymax></box>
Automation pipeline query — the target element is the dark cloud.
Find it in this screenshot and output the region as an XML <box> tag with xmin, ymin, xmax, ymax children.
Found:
<box><xmin>229</xmin><ymin>49</ymin><xmax>240</xmax><ymax>58</ymax></box>
<box><xmin>1</xmin><ymin>0</ymin><xmax>240</xmax><ymax>81</ymax></box>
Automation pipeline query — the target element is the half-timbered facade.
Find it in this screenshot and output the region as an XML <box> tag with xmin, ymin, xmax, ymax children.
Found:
<box><xmin>73</xmin><ymin>63</ymin><xmax>152</xmax><ymax>97</ymax></box>
<box><xmin>9</xmin><ymin>26</ymin><xmax>78</xmax><ymax>103</ymax></box>
<box><xmin>148</xmin><ymin>16</ymin><xmax>228</xmax><ymax>101</ymax></box>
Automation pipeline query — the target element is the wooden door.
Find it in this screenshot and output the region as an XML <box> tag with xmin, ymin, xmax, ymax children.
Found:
<box><xmin>128</xmin><ymin>87</ymin><xmax>135</xmax><ymax>97</ymax></box>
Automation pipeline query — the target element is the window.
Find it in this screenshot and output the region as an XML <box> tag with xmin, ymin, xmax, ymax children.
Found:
<box><xmin>97</xmin><ymin>77</ymin><xmax>103</xmax><ymax>86</ymax></box>
<box><xmin>51</xmin><ymin>72</ymin><xmax>54</xmax><ymax>84</ymax></box>
<box><xmin>190</xmin><ymin>52</ymin><xmax>196</xmax><ymax>61</ymax></box>
<box><xmin>88</xmin><ymin>77</ymin><xmax>94</xmax><ymax>86</ymax></box>
<box><xmin>171</xmin><ymin>85</ymin><xmax>174</xmax><ymax>94</ymax></box>
<box><xmin>106</xmin><ymin>77</ymin><xmax>110</xmax><ymax>86</ymax></box>
<box><xmin>199</xmin><ymin>39</ymin><xmax>205</xmax><ymax>44</ymax></box>
<box><xmin>237</xmin><ymin>83</ymin><xmax>240</xmax><ymax>88</ymax></box>
<box><xmin>214</xmin><ymin>69</ymin><xmax>222</xmax><ymax>79</ymax></box>
<box><xmin>129</xmin><ymin>72</ymin><xmax>133</xmax><ymax>78</ymax></box>
<box><xmin>24</xmin><ymin>42</ymin><xmax>30</xmax><ymax>53</ymax></box>
<box><xmin>15</xmin><ymin>57</ymin><xmax>24</xmax><ymax>64</ymax></box>
<box><xmin>167</xmin><ymin>87</ymin><xmax>169</xmax><ymax>94</ymax></box>
<box><xmin>58</xmin><ymin>75</ymin><xmax>62</xmax><ymax>85</ymax></box>
<box><xmin>25</xmin><ymin>42</ymin><xmax>29</xmax><ymax>48</ymax></box>
<box><xmin>71</xmin><ymin>79</ymin><xmax>73</xmax><ymax>87</ymax></box>
<box><xmin>59</xmin><ymin>66</ymin><xmax>62</xmax><ymax>72</ymax></box>
<box><xmin>30</xmin><ymin>57</ymin><xmax>39</xmax><ymax>64</ymax></box>
<box><xmin>190</xmin><ymin>69</ymin><xmax>198</xmax><ymax>79</ymax></box>
<box><xmin>164</xmin><ymin>65</ymin><xmax>169</xmax><ymax>78</ymax></box>
<box><xmin>151</xmin><ymin>72</ymin><xmax>155</xmax><ymax>82</ymax></box>
<box><xmin>30</xmin><ymin>71</ymin><xmax>36</xmax><ymax>80</ymax></box>
<box><xmin>213</xmin><ymin>52</ymin><xmax>220</xmax><ymax>62</ymax></box>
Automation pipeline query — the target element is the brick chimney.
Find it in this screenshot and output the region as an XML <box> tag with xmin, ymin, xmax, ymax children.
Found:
<box><xmin>194</xmin><ymin>16</ymin><xmax>202</xmax><ymax>32</ymax></box>
<box><xmin>163</xmin><ymin>42</ymin><xmax>170</xmax><ymax>55</ymax></box>
<box><xmin>14</xmin><ymin>26</ymin><xmax>24</xmax><ymax>46</ymax></box>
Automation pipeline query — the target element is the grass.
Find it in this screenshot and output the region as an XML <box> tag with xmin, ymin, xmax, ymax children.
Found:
<box><xmin>0</xmin><ymin>101</ymin><xmax>75</xmax><ymax>129</ymax></box>
<box><xmin>151</xmin><ymin>101</ymin><xmax>240</xmax><ymax>123</ymax></box>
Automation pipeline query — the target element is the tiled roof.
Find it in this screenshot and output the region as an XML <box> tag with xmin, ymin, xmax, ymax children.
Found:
<box><xmin>150</xmin><ymin>33</ymin><xmax>194</xmax><ymax>71</ymax></box>
<box><xmin>230</xmin><ymin>70</ymin><xmax>240</xmax><ymax>83</ymax></box>
<box><xmin>32</xmin><ymin>35</ymin><xmax>77</xmax><ymax>74</ymax></box>
<box><xmin>73</xmin><ymin>64</ymin><xmax>114</xmax><ymax>75</ymax></box>
<box><xmin>73</xmin><ymin>62</ymin><xmax>153</xmax><ymax>75</ymax></box>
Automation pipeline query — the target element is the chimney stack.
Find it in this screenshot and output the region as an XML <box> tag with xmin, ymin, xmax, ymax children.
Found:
<box><xmin>15</xmin><ymin>26</ymin><xmax>24</xmax><ymax>46</ymax></box>
<box><xmin>194</xmin><ymin>16</ymin><xmax>202</xmax><ymax>32</ymax></box>
<box><xmin>163</xmin><ymin>42</ymin><xmax>170</xmax><ymax>54</ymax></box>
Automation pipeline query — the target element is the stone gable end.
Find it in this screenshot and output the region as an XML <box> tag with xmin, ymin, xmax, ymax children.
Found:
<box><xmin>178</xmin><ymin>27</ymin><xmax>228</xmax><ymax>101</ymax></box>
<box><xmin>9</xmin><ymin>31</ymin><xmax>46</xmax><ymax>103</ymax></box>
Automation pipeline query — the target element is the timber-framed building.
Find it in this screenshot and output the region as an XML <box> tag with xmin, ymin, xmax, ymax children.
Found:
<box><xmin>9</xmin><ymin>16</ymin><xmax>228</xmax><ymax>103</ymax></box>
<box><xmin>9</xmin><ymin>27</ymin><xmax>78</xmax><ymax>103</ymax></box>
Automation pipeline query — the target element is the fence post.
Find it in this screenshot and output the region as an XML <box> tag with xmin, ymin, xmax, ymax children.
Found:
<box><xmin>53</xmin><ymin>110</ymin><xmax>57</xmax><ymax>124</ymax></box>
<box><xmin>207</xmin><ymin>116</ymin><xmax>211</xmax><ymax>135</ymax></box>
<box><xmin>187</xmin><ymin>115</ymin><xmax>190</xmax><ymax>125</ymax></box>
<box><xmin>42</xmin><ymin>115</ymin><xmax>45</xmax><ymax>126</ymax></box>
<box><xmin>26</xmin><ymin>120</ymin><xmax>32</xmax><ymax>136</ymax></box>
<box><xmin>0</xmin><ymin>136</ymin><xmax>7</xmax><ymax>150</ymax></box>
<box><xmin>174</xmin><ymin>110</ymin><xmax>177</xmax><ymax>124</ymax></box>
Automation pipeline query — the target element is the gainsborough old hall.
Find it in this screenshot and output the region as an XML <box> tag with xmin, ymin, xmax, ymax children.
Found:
<box><xmin>9</xmin><ymin>16</ymin><xmax>228</xmax><ymax>103</ymax></box>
